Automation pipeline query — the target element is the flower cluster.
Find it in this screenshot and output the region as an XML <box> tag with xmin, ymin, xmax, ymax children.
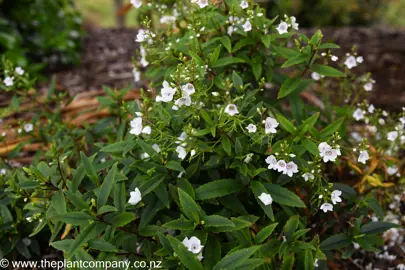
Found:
<box><xmin>320</xmin><ymin>190</ymin><xmax>342</xmax><ymax>213</ymax></box>
<box><xmin>318</xmin><ymin>142</ymin><xmax>341</xmax><ymax>163</ymax></box>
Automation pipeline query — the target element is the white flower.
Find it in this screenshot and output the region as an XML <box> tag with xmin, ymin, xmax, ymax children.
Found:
<box><xmin>290</xmin><ymin>16</ymin><xmax>299</xmax><ymax>30</ymax></box>
<box><xmin>276</xmin><ymin>22</ymin><xmax>288</xmax><ymax>34</ymax></box>
<box><xmin>353</xmin><ymin>108</ymin><xmax>365</xmax><ymax>121</ymax></box>
<box><xmin>240</xmin><ymin>0</ymin><xmax>248</xmax><ymax>9</ymax></box>
<box><xmin>331</xmin><ymin>190</ymin><xmax>342</xmax><ymax>205</ymax></box>
<box><xmin>358</xmin><ymin>150</ymin><xmax>370</xmax><ymax>164</ymax></box>
<box><xmin>197</xmin><ymin>0</ymin><xmax>209</xmax><ymax>8</ymax></box>
<box><xmin>387</xmin><ymin>166</ymin><xmax>398</xmax><ymax>176</ymax></box>
<box><xmin>211</xmin><ymin>92</ymin><xmax>219</xmax><ymax>97</ymax></box>
<box><xmin>265</xmin><ymin>155</ymin><xmax>277</xmax><ymax>170</ymax></box>
<box><xmin>174</xmin><ymin>95</ymin><xmax>192</xmax><ymax>108</ymax></box>
<box><xmin>224</xmin><ymin>104</ymin><xmax>239</xmax><ymax>116</ymax></box>
<box><xmin>152</xmin><ymin>144</ymin><xmax>161</xmax><ymax>153</ymax></box>
<box><xmin>132</xmin><ymin>68</ymin><xmax>141</xmax><ymax>82</ymax></box>
<box><xmin>302</xmin><ymin>172</ymin><xmax>314</xmax><ymax>181</ymax></box>
<box><xmin>246</xmin><ymin>124</ymin><xmax>257</xmax><ymax>133</ymax></box>
<box><xmin>319</xmin><ymin>142</ymin><xmax>341</xmax><ymax>163</ymax></box>
<box><xmin>197</xmin><ymin>252</ymin><xmax>204</xmax><ymax>261</ymax></box>
<box><xmin>227</xmin><ymin>26</ymin><xmax>236</xmax><ymax>36</ymax></box>
<box><xmin>156</xmin><ymin>81</ymin><xmax>176</xmax><ymax>102</ymax></box>
<box><xmin>331</xmin><ymin>55</ymin><xmax>338</xmax><ymax>61</ymax></box>
<box><xmin>0</xmin><ymin>169</ymin><xmax>6</xmax><ymax>175</ymax></box>
<box><xmin>364</xmin><ymin>82</ymin><xmax>373</xmax><ymax>91</ymax></box>
<box><xmin>311</xmin><ymin>72</ymin><xmax>321</xmax><ymax>81</ymax></box>
<box><xmin>182</xmin><ymin>237</ymin><xmax>203</xmax><ymax>254</ymax></box>
<box><xmin>276</xmin><ymin>159</ymin><xmax>287</xmax><ymax>173</ymax></box>
<box><xmin>15</xmin><ymin>67</ymin><xmax>24</xmax><ymax>75</ymax></box>
<box><xmin>135</xmin><ymin>29</ymin><xmax>151</xmax><ymax>42</ymax></box>
<box><xmin>397</xmin><ymin>264</ymin><xmax>405</xmax><ymax>270</ymax></box>
<box><xmin>258</xmin><ymin>192</ymin><xmax>273</xmax><ymax>205</ymax></box>
<box><xmin>3</xmin><ymin>76</ymin><xmax>14</xmax><ymax>87</ymax></box>
<box><xmin>378</xmin><ymin>118</ymin><xmax>385</xmax><ymax>125</ymax></box>
<box><xmin>242</xmin><ymin>21</ymin><xmax>252</xmax><ymax>32</ymax></box>
<box><xmin>129</xmin><ymin>117</ymin><xmax>143</xmax><ymax>135</ymax></box>
<box><xmin>130</xmin><ymin>0</ymin><xmax>142</xmax><ymax>8</ymax></box>
<box><xmin>320</xmin><ymin>203</ymin><xmax>333</xmax><ymax>213</ymax></box>
<box><xmin>160</xmin><ymin>15</ymin><xmax>176</xmax><ymax>24</ymax></box>
<box><xmin>176</xmin><ymin>146</ymin><xmax>187</xmax><ymax>160</ymax></box>
<box><xmin>190</xmin><ymin>149</ymin><xmax>196</xmax><ymax>157</ymax></box>
<box><xmin>181</xmin><ymin>83</ymin><xmax>195</xmax><ymax>95</ymax></box>
<box><xmin>400</xmin><ymin>116</ymin><xmax>405</xmax><ymax>125</ymax></box>
<box><xmin>177</xmin><ymin>132</ymin><xmax>188</xmax><ymax>143</ymax></box>
<box><xmin>314</xmin><ymin>259</ymin><xmax>319</xmax><ymax>267</ymax></box>
<box><xmin>128</xmin><ymin>188</ymin><xmax>142</xmax><ymax>205</ymax></box>
<box><xmin>368</xmin><ymin>104</ymin><xmax>375</xmax><ymax>113</ymax></box>
<box><xmin>264</xmin><ymin>117</ymin><xmax>279</xmax><ymax>134</ymax></box>
<box><xmin>142</xmin><ymin>126</ymin><xmax>151</xmax><ymax>135</ymax></box>
<box><xmin>366</xmin><ymin>125</ymin><xmax>377</xmax><ymax>134</ymax></box>
<box><xmin>356</xmin><ymin>56</ymin><xmax>364</xmax><ymax>63</ymax></box>
<box><xmin>24</xmin><ymin>123</ymin><xmax>33</xmax><ymax>133</ymax></box>
<box><xmin>244</xmin><ymin>153</ymin><xmax>253</xmax><ymax>164</ymax></box>
<box><xmin>284</xmin><ymin>161</ymin><xmax>298</xmax><ymax>177</ymax></box>
<box><xmin>344</xmin><ymin>56</ymin><xmax>357</xmax><ymax>69</ymax></box>
<box><xmin>140</xmin><ymin>152</ymin><xmax>149</xmax><ymax>159</ymax></box>
<box><xmin>387</xmin><ymin>131</ymin><xmax>398</xmax><ymax>141</ymax></box>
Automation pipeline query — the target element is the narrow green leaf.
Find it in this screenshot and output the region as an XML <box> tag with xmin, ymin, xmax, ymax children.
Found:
<box><xmin>205</xmin><ymin>235</ymin><xmax>221</xmax><ymax>270</ymax></box>
<box><xmin>281</xmin><ymin>54</ymin><xmax>307</xmax><ymax>68</ymax></box>
<box><xmin>97</xmin><ymin>163</ymin><xmax>118</xmax><ymax>209</ymax></box>
<box><xmin>163</xmin><ymin>216</ymin><xmax>195</xmax><ymax>230</ymax></box>
<box><xmin>67</xmin><ymin>222</ymin><xmax>97</xmax><ymax>258</ymax></box>
<box><xmin>80</xmin><ymin>152</ymin><xmax>98</xmax><ymax>183</ymax></box>
<box><xmin>213</xmin><ymin>246</ymin><xmax>260</xmax><ymax>270</ymax></box>
<box><xmin>284</xmin><ymin>216</ymin><xmax>299</xmax><ymax>241</ymax></box>
<box><xmin>112</xmin><ymin>212</ymin><xmax>136</xmax><ymax>227</ymax></box>
<box><xmin>178</xmin><ymin>188</ymin><xmax>201</xmax><ymax>223</ymax></box>
<box><xmin>254</xmin><ymin>223</ymin><xmax>278</xmax><ymax>244</ymax></box>
<box><xmin>210</xmin><ymin>44</ymin><xmax>222</xmax><ymax>66</ymax></box>
<box><xmin>51</xmin><ymin>190</ymin><xmax>66</xmax><ymax>214</ymax></box>
<box><xmin>88</xmin><ymin>239</ymin><xmax>117</xmax><ymax>252</ymax></box>
<box><xmin>282</xmin><ymin>254</ymin><xmax>295</xmax><ymax>270</ymax></box>
<box><xmin>252</xmin><ymin>56</ymin><xmax>262</xmax><ymax>80</ymax></box>
<box><xmin>360</xmin><ymin>222</ymin><xmax>400</xmax><ymax>235</ymax></box>
<box><xmin>263</xmin><ymin>183</ymin><xmax>306</xmax><ymax>208</ymax></box>
<box><xmin>195</xmin><ymin>179</ymin><xmax>243</xmax><ymax>200</ymax></box>
<box><xmin>204</xmin><ymin>215</ymin><xmax>235</xmax><ymax>227</ymax></box>
<box><xmin>220</xmin><ymin>36</ymin><xmax>232</xmax><ymax>53</ymax></box>
<box><xmin>311</xmin><ymin>64</ymin><xmax>345</xmax><ymax>77</ymax></box>
<box><xmin>278</xmin><ymin>77</ymin><xmax>301</xmax><ymax>99</ymax></box>
<box><xmin>320</xmin><ymin>234</ymin><xmax>352</xmax><ymax>250</ymax></box>
<box><xmin>165</xmin><ymin>160</ymin><xmax>185</xmax><ymax>173</ymax></box>
<box><xmin>232</xmin><ymin>71</ymin><xmax>243</xmax><ymax>90</ymax></box>
<box><xmin>221</xmin><ymin>136</ymin><xmax>232</xmax><ymax>156</ymax></box>
<box><xmin>53</xmin><ymin>212</ymin><xmax>94</xmax><ymax>226</ymax></box>
<box><xmin>318</xmin><ymin>43</ymin><xmax>340</xmax><ymax>49</ymax></box>
<box><xmin>275</xmin><ymin>113</ymin><xmax>296</xmax><ymax>134</ymax></box>
<box><xmin>212</xmin><ymin>57</ymin><xmax>246</xmax><ymax>68</ymax></box>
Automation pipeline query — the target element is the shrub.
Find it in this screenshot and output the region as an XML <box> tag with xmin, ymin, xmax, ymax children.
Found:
<box><xmin>1</xmin><ymin>0</ymin><xmax>404</xmax><ymax>268</ymax></box>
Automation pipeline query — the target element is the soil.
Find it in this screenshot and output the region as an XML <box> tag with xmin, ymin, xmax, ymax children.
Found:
<box><xmin>44</xmin><ymin>27</ymin><xmax>405</xmax><ymax>111</ymax></box>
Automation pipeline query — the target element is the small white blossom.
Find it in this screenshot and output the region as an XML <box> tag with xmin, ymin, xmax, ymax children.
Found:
<box><xmin>227</xmin><ymin>26</ymin><xmax>236</xmax><ymax>36</ymax></box>
<box><xmin>15</xmin><ymin>67</ymin><xmax>25</xmax><ymax>75</ymax></box>
<box><xmin>353</xmin><ymin>108</ymin><xmax>365</xmax><ymax>121</ymax></box>
<box><xmin>276</xmin><ymin>21</ymin><xmax>288</xmax><ymax>35</ymax></box>
<box><xmin>319</xmin><ymin>142</ymin><xmax>341</xmax><ymax>163</ymax></box>
<box><xmin>196</xmin><ymin>0</ymin><xmax>209</xmax><ymax>8</ymax></box>
<box><xmin>182</xmin><ymin>237</ymin><xmax>203</xmax><ymax>254</ymax></box>
<box><xmin>128</xmin><ymin>188</ymin><xmax>142</xmax><ymax>205</ymax></box>
<box><xmin>387</xmin><ymin>131</ymin><xmax>398</xmax><ymax>141</ymax></box>
<box><xmin>331</xmin><ymin>55</ymin><xmax>338</xmax><ymax>61</ymax></box>
<box><xmin>156</xmin><ymin>81</ymin><xmax>176</xmax><ymax>102</ymax></box>
<box><xmin>160</xmin><ymin>15</ymin><xmax>176</xmax><ymax>24</ymax></box>
<box><xmin>397</xmin><ymin>264</ymin><xmax>405</xmax><ymax>270</ymax></box>
<box><xmin>314</xmin><ymin>259</ymin><xmax>319</xmax><ymax>267</ymax></box>
<box><xmin>129</xmin><ymin>117</ymin><xmax>143</xmax><ymax>135</ymax></box>
<box><xmin>387</xmin><ymin>166</ymin><xmax>398</xmax><ymax>176</ymax></box>
<box><xmin>364</xmin><ymin>82</ymin><xmax>373</xmax><ymax>91</ymax></box>
<box><xmin>344</xmin><ymin>56</ymin><xmax>357</xmax><ymax>69</ymax></box>
<box><xmin>290</xmin><ymin>16</ymin><xmax>299</xmax><ymax>30</ymax></box>
<box><xmin>224</xmin><ymin>104</ymin><xmax>239</xmax><ymax>116</ymax></box>
<box><xmin>285</xmin><ymin>161</ymin><xmax>298</xmax><ymax>177</ymax></box>
<box><xmin>244</xmin><ymin>153</ymin><xmax>253</xmax><ymax>164</ymax></box>
<box><xmin>142</xmin><ymin>126</ymin><xmax>151</xmax><ymax>135</ymax></box>
<box><xmin>132</xmin><ymin>68</ymin><xmax>141</xmax><ymax>82</ymax></box>
<box><xmin>181</xmin><ymin>83</ymin><xmax>195</xmax><ymax>95</ymax></box>
<box><xmin>176</xmin><ymin>146</ymin><xmax>187</xmax><ymax>160</ymax></box>
<box><xmin>175</xmin><ymin>95</ymin><xmax>192</xmax><ymax>108</ymax></box>
<box><xmin>0</xmin><ymin>169</ymin><xmax>6</xmax><ymax>175</ymax></box>
<box><xmin>368</xmin><ymin>104</ymin><xmax>375</xmax><ymax>113</ymax></box>
<box><xmin>399</xmin><ymin>116</ymin><xmax>405</xmax><ymax>125</ymax></box>
<box><xmin>276</xmin><ymin>159</ymin><xmax>287</xmax><ymax>173</ymax></box>
<box><xmin>331</xmin><ymin>190</ymin><xmax>342</xmax><ymax>205</ymax></box>
<box><xmin>197</xmin><ymin>252</ymin><xmax>204</xmax><ymax>261</ymax></box>
<box><xmin>152</xmin><ymin>144</ymin><xmax>161</xmax><ymax>153</ymax></box>
<box><xmin>190</xmin><ymin>149</ymin><xmax>196</xmax><ymax>157</ymax></box>
<box><xmin>258</xmin><ymin>192</ymin><xmax>273</xmax><ymax>205</ymax></box>
<box><xmin>24</xmin><ymin>123</ymin><xmax>33</xmax><ymax>133</ymax></box>
<box><xmin>356</xmin><ymin>56</ymin><xmax>364</xmax><ymax>63</ymax></box>
<box><xmin>130</xmin><ymin>0</ymin><xmax>142</xmax><ymax>8</ymax></box>
<box><xmin>311</xmin><ymin>72</ymin><xmax>321</xmax><ymax>81</ymax></box>
<box><xmin>135</xmin><ymin>29</ymin><xmax>152</xmax><ymax>42</ymax></box>
<box><xmin>240</xmin><ymin>0</ymin><xmax>248</xmax><ymax>9</ymax></box>
<box><xmin>265</xmin><ymin>155</ymin><xmax>277</xmax><ymax>170</ymax></box>
<box><xmin>3</xmin><ymin>76</ymin><xmax>14</xmax><ymax>87</ymax></box>
<box><xmin>320</xmin><ymin>203</ymin><xmax>333</xmax><ymax>213</ymax></box>
<box><xmin>242</xmin><ymin>21</ymin><xmax>252</xmax><ymax>32</ymax></box>
<box><xmin>358</xmin><ymin>150</ymin><xmax>370</xmax><ymax>164</ymax></box>
<box><xmin>246</xmin><ymin>124</ymin><xmax>257</xmax><ymax>133</ymax></box>
<box><xmin>302</xmin><ymin>172</ymin><xmax>315</xmax><ymax>181</ymax></box>
<box><xmin>264</xmin><ymin>117</ymin><xmax>279</xmax><ymax>134</ymax></box>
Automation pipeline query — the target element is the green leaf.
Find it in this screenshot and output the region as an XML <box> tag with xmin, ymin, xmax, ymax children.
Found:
<box><xmin>114</xmin><ymin>181</ymin><xmax>126</xmax><ymax>213</ymax></box>
<box><xmin>53</xmin><ymin>212</ymin><xmax>94</xmax><ymax>226</ymax></box>
<box><xmin>165</xmin><ymin>160</ymin><xmax>185</xmax><ymax>173</ymax></box>
<box><xmin>282</xmin><ymin>254</ymin><xmax>294</xmax><ymax>270</ymax></box>
<box><xmin>261</xmin><ymin>34</ymin><xmax>271</xmax><ymax>48</ymax></box>
<box><xmin>178</xmin><ymin>188</ymin><xmax>201</xmax><ymax>223</ymax></box>
<box><xmin>302</xmin><ymin>139</ymin><xmax>318</xmax><ymax>155</ymax></box>
<box><xmin>366</xmin><ymin>198</ymin><xmax>384</xmax><ymax>219</ymax></box>
<box><xmin>300</xmin><ymin>113</ymin><xmax>319</xmax><ymax>132</ymax></box>
<box><xmin>252</xmin><ymin>56</ymin><xmax>262</xmax><ymax>80</ymax></box>
<box><xmin>221</xmin><ymin>136</ymin><xmax>232</xmax><ymax>156</ymax></box>
<box><xmin>29</xmin><ymin>218</ymin><xmax>47</xmax><ymax>237</ymax></box>
<box><xmin>137</xmin><ymin>139</ymin><xmax>161</xmax><ymax>162</ymax></box>
<box><xmin>210</xmin><ymin>44</ymin><xmax>222</xmax><ymax>66</ymax></box>
<box><xmin>195</xmin><ymin>179</ymin><xmax>243</xmax><ymax>200</ymax></box>
<box><xmin>163</xmin><ymin>216</ymin><xmax>195</xmax><ymax>230</ymax></box>
<box><xmin>254</xmin><ymin>223</ymin><xmax>278</xmax><ymax>244</ymax></box>
<box><xmin>205</xmin><ymin>235</ymin><xmax>221</xmax><ymax>270</ymax></box>
<box><xmin>204</xmin><ymin>215</ymin><xmax>235</xmax><ymax>227</ymax></box>
<box><xmin>263</xmin><ymin>183</ymin><xmax>306</xmax><ymax>208</ymax></box>
<box><xmin>318</xmin><ymin>43</ymin><xmax>340</xmax><ymax>49</ymax></box>
<box><xmin>320</xmin><ymin>117</ymin><xmax>345</xmax><ymax>138</ymax></box>
<box><xmin>278</xmin><ymin>77</ymin><xmax>301</xmax><ymax>99</ymax></box>
<box><xmin>273</xmin><ymin>46</ymin><xmax>298</xmax><ymax>59</ymax></box>
<box><xmin>303</xmin><ymin>249</ymin><xmax>314</xmax><ymax>270</ymax></box>
<box><xmin>71</xmin><ymin>165</ymin><xmax>85</xmax><ymax>193</ymax></box>
<box><xmin>80</xmin><ymin>152</ymin><xmax>98</xmax><ymax>183</ymax></box>
<box><xmin>97</xmin><ymin>205</ymin><xmax>117</xmax><ymax>215</ymax></box>
<box><xmin>112</xmin><ymin>212</ymin><xmax>136</xmax><ymax>227</ymax></box>
<box><xmin>51</xmin><ymin>239</ymin><xmax>74</xmax><ymax>252</ymax></box>
<box><xmin>140</xmin><ymin>174</ymin><xmax>166</xmax><ymax>196</ymax></box>
<box><xmin>212</xmin><ymin>57</ymin><xmax>246</xmax><ymax>68</ymax></box>
<box><xmin>52</xmin><ymin>190</ymin><xmax>66</xmax><ymax>214</ymax></box>
<box><xmin>275</xmin><ymin>113</ymin><xmax>296</xmax><ymax>134</ymax></box>
<box><xmin>167</xmin><ymin>236</ymin><xmax>204</xmax><ymax>270</ymax></box>
<box><xmin>67</xmin><ymin>222</ymin><xmax>97</xmax><ymax>258</ymax></box>
<box><xmin>220</xmin><ymin>36</ymin><xmax>232</xmax><ymax>53</ymax></box>
<box><xmin>97</xmin><ymin>163</ymin><xmax>117</xmax><ymax>209</ymax></box>
<box><xmin>232</xmin><ymin>71</ymin><xmax>243</xmax><ymax>90</ymax></box>
<box><xmin>234</xmin><ymin>259</ymin><xmax>266</xmax><ymax>270</ymax></box>
<box><xmin>320</xmin><ymin>234</ymin><xmax>352</xmax><ymax>250</ymax></box>
<box><xmin>88</xmin><ymin>239</ymin><xmax>117</xmax><ymax>252</ymax></box>
<box><xmin>251</xmin><ymin>180</ymin><xmax>274</xmax><ymax>220</ymax></box>
<box><xmin>100</xmin><ymin>140</ymin><xmax>136</xmax><ymax>154</ymax></box>
<box><xmin>281</xmin><ymin>54</ymin><xmax>307</xmax><ymax>68</ymax></box>
<box><xmin>213</xmin><ymin>246</ymin><xmax>260</xmax><ymax>270</ymax></box>
<box><xmin>311</xmin><ymin>64</ymin><xmax>345</xmax><ymax>77</ymax></box>
<box><xmin>360</xmin><ymin>222</ymin><xmax>400</xmax><ymax>235</ymax></box>
<box><xmin>284</xmin><ymin>215</ymin><xmax>299</xmax><ymax>241</ymax></box>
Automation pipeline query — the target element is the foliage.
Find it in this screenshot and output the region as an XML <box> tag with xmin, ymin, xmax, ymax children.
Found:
<box><xmin>0</xmin><ymin>0</ymin><xmax>83</xmax><ymax>73</ymax></box>
<box><xmin>1</xmin><ymin>0</ymin><xmax>405</xmax><ymax>269</ymax></box>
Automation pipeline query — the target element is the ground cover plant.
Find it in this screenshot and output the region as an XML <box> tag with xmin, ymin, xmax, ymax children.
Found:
<box><xmin>1</xmin><ymin>0</ymin><xmax>405</xmax><ymax>269</ymax></box>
